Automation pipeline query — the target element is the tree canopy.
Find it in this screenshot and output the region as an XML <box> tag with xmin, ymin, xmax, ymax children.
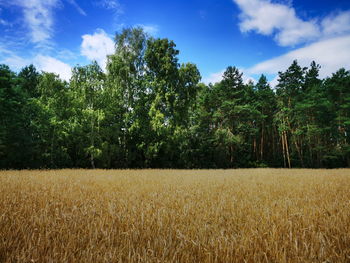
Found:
<box><xmin>1</xmin><ymin>27</ymin><xmax>349</xmax><ymax>169</ymax></box>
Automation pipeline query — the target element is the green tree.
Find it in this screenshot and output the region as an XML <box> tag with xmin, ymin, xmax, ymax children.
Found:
<box><xmin>70</xmin><ymin>62</ymin><xmax>105</xmax><ymax>168</ymax></box>
<box><xmin>255</xmin><ymin>75</ymin><xmax>276</xmax><ymax>165</ymax></box>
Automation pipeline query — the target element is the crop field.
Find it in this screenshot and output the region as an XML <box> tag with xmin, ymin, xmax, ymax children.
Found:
<box><xmin>0</xmin><ymin>169</ymin><xmax>350</xmax><ymax>262</ymax></box>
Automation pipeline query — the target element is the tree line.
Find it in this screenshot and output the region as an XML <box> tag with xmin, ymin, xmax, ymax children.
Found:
<box><xmin>1</xmin><ymin>27</ymin><xmax>349</xmax><ymax>169</ymax></box>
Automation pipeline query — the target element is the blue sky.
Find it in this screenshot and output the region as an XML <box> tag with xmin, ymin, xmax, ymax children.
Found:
<box><xmin>0</xmin><ymin>0</ymin><xmax>350</xmax><ymax>86</ymax></box>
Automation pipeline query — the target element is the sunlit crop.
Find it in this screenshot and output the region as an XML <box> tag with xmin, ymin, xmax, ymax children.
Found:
<box><xmin>1</xmin><ymin>169</ymin><xmax>350</xmax><ymax>262</ymax></box>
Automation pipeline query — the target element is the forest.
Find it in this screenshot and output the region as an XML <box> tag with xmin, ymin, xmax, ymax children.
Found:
<box><xmin>1</xmin><ymin>27</ymin><xmax>350</xmax><ymax>169</ymax></box>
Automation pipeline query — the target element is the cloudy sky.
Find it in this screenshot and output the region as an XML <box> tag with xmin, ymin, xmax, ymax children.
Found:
<box><xmin>0</xmin><ymin>0</ymin><xmax>350</xmax><ymax>86</ymax></box>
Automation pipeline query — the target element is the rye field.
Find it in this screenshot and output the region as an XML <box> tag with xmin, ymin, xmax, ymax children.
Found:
<box><xmin>0</xmin><ymin>169</ymin><xmax>350</xmax><ymax>262</ymax></box>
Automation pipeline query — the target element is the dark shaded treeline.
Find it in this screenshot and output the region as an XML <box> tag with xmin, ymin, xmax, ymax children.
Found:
<box><xmin>1</xmin><ymin>28</ymin><xmax>350</xmax><ymax>169</ymax></box>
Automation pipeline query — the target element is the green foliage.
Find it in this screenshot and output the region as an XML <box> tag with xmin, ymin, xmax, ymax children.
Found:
<box><xmin>1</xmin><ymin>29</ymin><xmax>350</xmax><ymax>168</ymax></box>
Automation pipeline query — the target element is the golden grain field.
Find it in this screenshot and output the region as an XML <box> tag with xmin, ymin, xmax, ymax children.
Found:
<box><xmin>0</xmin><ymin>169</ymin><xmax>350</xmax><ymax>262</ymax></box>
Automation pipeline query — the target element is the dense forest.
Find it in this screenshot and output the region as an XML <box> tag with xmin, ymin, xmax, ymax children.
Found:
<box><xmin>1</xmin><ymin>27</ymin><xmax>350</xmax><ymax>169</ymax></box>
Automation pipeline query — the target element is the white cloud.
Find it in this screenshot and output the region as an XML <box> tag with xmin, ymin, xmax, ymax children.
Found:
<box><xmin>81</xmin><ymin>29</ymin><xmax>115</xmax><ymax>70</ymax></box>
<box><xmin>97</xmin><ymin>0</ymin><xmax>123</xmax><ymax>14</ymax></box>
<box><xmin>0</xmin><ymin>45</ymin><xmax>72</xmax><ymax>81</ymax></box>
<box><xmin>233</xmin><ymin>0</ymin><xmax>350</xmax><ymax>46</ymax></box>
<box><xmin>203</xmin><ymin>68</ymin><xmax>256</xmax><ymax>85</ymax></box>
<box><xmin>247</xmin><ymin>35</ymin><xmax>350</xmax><ymax>83</ymax></box>
<box><xmin>0</xmin><ymin>0</ymin><xmax>86</xmax><ymax>46</ymax></box>
<box><xmin>56</xmin><ymin>49</ymin><xmax>78</xmax><ymax>60</ymax></box>
<box><xmin>202</xmin><ymin>70</ymin><xmax>225</xmax><ymax>85</ymax></box>
<box><xmin>65</xmin><ymin>0</ymin><xmax>86</xmax><ymax>16</ymax></box>
<box><xmin>1</xmin><ymin>55</ymin><xmax>29</xmax><ymax>71</ymax></box>
<box><xmin>322</xmin><ymin>11</ymin><xmax>350</xmax><ymax>36</ymax></box>
<box><xmin>243</xmin><ymin>74</ymin><xmax>256</xmax><ymax>84</ymax></box>
<box><xmin>231</xmin><ymin>0</ymin><xmax>350</xmax><ymax>86</ymax></box>
<box><xmin>234</xmin><ymin>0</ymin><xmax>320</xmax><ymax>46</ymax></box>
<box><xmin>0</xmin><ymin>44</ymin><xmax>29</xmax><ymax>70</ymax></box>
<box><xmin>12</xmin><ymin>0</ymin><xmax>60</xmax><ymax>45</ymax></box>
<box><xmin>0</xmin><ymin>18</ymin><xmax>9</xmax><ymax>26</ymax></box>
<box><xmin>269</xmin><ymin>76</ymin><xmax>279</xmax><ymax>89</ymax></box>
<box><xmin>136</xmin><ymin>24</ymin><xmax>159</xmax><ymax>36</ymax></box>
<box><xmin>204</xmin><ymin>35</ymin><xmax>350</xmax><ymax>87</ymax></box>
<box><xmin>34</xmin><ymin>55</ymin><xmax>72</xmax><ymax>81</ymax></box>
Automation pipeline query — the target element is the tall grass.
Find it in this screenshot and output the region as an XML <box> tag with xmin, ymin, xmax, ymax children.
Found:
<box><xmin>0</xmin><ymin>169</ymin><xmax>350</xmax><ymax>262</ymax></box>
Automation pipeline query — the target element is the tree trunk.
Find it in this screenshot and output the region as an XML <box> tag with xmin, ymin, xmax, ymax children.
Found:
<box><xmin>253</xmin><ymin>137</ymin><xmax>257</xmax><ymax>161</ymax></box>
<box><xmin>281</xmin><ymin>132</ymin><xmax>286</xmax><ymax>168</ymax></box>
<box><xmin>51</xmin><ymin>126</ymin><xmax>55</xmax><ymax>168</ymax></box>
<box><xmin>90</xmin><ymin>154</ymin><xmax>95</xmax><ymax>169</ymax></box>
<box><xmin>294</xmin><ymin>139</ymin><xmax>304</xmax><ymax>167</ymax></box>
<box><xmin>260</xmin><ymin>123</ymin><xmax>264</xmax><ymax>161</ymax></box>
<box><xmin>284</xmin><ymin>131</ymin><xmax>291</xmax><ymax>168</ymax></box>
<box><xmin>90</xmin><ymin>113</ymin><xmax>95</xmax><ymax>169</ymax></box>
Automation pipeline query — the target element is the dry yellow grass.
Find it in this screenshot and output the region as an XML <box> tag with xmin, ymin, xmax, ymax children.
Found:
<box><xmin>0</xmin><ymin>169</ymin><xmax>350</xmax><ymax>262</ymax></box>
